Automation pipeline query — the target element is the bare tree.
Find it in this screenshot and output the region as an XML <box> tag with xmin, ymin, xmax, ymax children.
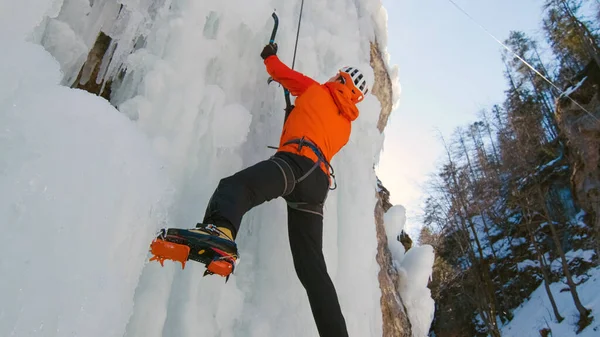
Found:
<box><xmin>534</xmin><ymin>185</ymin><xmax>592</xmax><ymax>328</ymax></box>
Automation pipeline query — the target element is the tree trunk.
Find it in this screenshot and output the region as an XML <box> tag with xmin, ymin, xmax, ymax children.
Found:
<box><xmin>533</xmin><ymin>45</ymin><xmax>559</xmax><ymax>100</ymax></box>
<box><xmin>524</xmin><ymin>211</ymin><xmax>564</xmax><ymax>322</ymax></box>
<box><xmin>459</xmin><ymin>132</ymin><xmax>479</xmax><ymax>181</ymax></box>
<box><xmin>535</xmin><ymin>186</ymin><xmax>591</xmax><ymax>324</ymax></box>
<box><xmin>524</xmin><ymin>69</ymin><xmax>558</xmax><ymax>141</ymax></box>
<box><xmin>503</xmin><ymin>60</ymin><xmax>524</xmax><ymax>102</ymax></box>
<box><xmin>451</xmin><ymin>195</ymin><xmax>501</xmax><ymax>337</ymax></box>
<box><xmin>470</xmin><ymin>123</ymin><xmax>492</xmax><ymax>181</ymax></box>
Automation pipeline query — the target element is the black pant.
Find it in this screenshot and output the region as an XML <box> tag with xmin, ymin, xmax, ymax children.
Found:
<box><xmin>203</xmin><ymin>151</ymin><xmax>349</xmax><ymax>337</ymax></box>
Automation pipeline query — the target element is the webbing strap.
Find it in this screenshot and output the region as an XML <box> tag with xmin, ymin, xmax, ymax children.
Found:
<box><xmin>296</xmin><ymin>161</ymin><xmax>320</xmax><ymax>184</ymax></box>
<box><xmin>287</xmin><ymin>201</ymin><xmax>323</xmax><ymax>217</ymax></box>
<box><xmin>269</xmin><ymin>155</ymin><xmax>325</xmax><ymax>216</ymax></box>
<box><xmin>282</xmin><ymin>137</ymin><xmax>337</xmax><ymax>190</ymax></box>
<box><xmin>269</xmin><ymin>156</ymin><xmax>296</xmax><ymax>196</ymax></box>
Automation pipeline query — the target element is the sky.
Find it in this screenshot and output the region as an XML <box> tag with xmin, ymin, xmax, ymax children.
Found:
<box><xmin>375</xmin><ymin>0</ymin><xmax>550</xmax><ymax>237</ymax></box>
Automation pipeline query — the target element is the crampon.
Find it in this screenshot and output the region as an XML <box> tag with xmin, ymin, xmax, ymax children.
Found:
<box><xmin>149</xmin><ymin>227</ymin><xmax>238</xmax><ymax>282</ymax></box>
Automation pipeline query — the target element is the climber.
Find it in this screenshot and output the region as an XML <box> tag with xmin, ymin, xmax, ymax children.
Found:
<box><xmin>152</xmin><ymin>42</ymin><xmax>369</xmax><ymax>337</ymax></box>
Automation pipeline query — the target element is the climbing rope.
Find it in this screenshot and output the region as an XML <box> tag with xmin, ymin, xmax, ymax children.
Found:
<box><xmin>283</xmin><ymin>0</ymin><xmax>306</xmax><ymax>120</ymax></box>
<box><xmin>446</xmin><ymin>0</ymin><xmax>600</xmax><ymax>123</ymax></box>
<box><xmin>290</xmin><ymin>0</ymin><xmax>305</xmax><ymax>70</ymax></box>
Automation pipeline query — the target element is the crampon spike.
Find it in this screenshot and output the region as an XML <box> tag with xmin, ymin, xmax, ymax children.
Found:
<box><xmin>150</xmin><ymin>238</ymin><xmax>190</xmax><ymax>269</ymax></box>
<box><xmin>207</xmin><ymin>259</ymin><xmax>234</xmax><ymax>277</ymax></box>
<box><xmin>209</xmin><ymin>247</ymin><xmax>237</xmax><ymax>280</ymax></box>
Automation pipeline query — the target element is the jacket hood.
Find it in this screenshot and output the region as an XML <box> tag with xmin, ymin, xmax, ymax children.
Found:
<box><xmin>324</xmin><ymin>82</ymin><xmax>359</xmax><ymax>121</ymax></box>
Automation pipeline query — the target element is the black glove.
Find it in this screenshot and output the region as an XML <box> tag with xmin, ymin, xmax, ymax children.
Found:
<box><xmin>261</xmin><ymin>43</ymin><xmax>278</xmax><ymax>60</ymax></box>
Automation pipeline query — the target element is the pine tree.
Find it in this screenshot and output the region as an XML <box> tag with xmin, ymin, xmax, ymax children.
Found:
<box><xmin>543</xmin><ymin>0</ymin><xmax>600</xmax><ymax>80</ymax></box>
<box><xmin>503</xmin><ymin>31</ymin><xmax>558</xmax><ymax>142</ymax></box>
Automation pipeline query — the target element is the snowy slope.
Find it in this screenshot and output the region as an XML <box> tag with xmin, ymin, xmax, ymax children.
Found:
<box><xmin>502</xmin><ymin>266</ymin><xmax>600</xmax><ymax>337</ymax></box>
<box><xmin>1</xmin><ymin>1</ymin><xmax>406</xmax><ymax>337</ymax></box>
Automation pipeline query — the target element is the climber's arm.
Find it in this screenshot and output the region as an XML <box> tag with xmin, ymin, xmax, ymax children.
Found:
<box><xmin>264</xmin><ymin>55</ymin><xmax>318</xmax><ymax>97</ymax></box>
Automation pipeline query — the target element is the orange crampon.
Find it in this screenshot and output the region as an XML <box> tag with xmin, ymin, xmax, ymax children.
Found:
<box><xmin>149</xmin><ymin>238</ymin><xmax>237</xmax><ymax>279</ymax></box>
<box><xmin>149</xmin><ymin>227</ymin><xmax>238</xmax><ymax>281</ymax></box>
<box><xmin>150</xmin><ymin>238</ymin><xmax>191</xmax><ymax>269</ymax></box>
<box><xmin>206</xmin><ymin>259</ymin><xmax>235</xmax><ymax>276</ymax></box>
<box><xmin>205</xmin><ymin>247</ymin><xmax>236</xmax><ymax>277</ymax></box>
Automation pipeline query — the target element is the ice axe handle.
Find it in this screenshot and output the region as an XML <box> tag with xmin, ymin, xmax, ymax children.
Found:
<box><xmin>267</xmin><ymin>12</ymin><xmax>279</xmax><ymax>85</ymax></box>
<box><xmin>269</xmin><ymin>12</ymin><xmax>279</xmax><ymax>44</ymax></box>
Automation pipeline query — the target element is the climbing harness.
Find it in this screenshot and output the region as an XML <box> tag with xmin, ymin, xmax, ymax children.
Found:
<box><xmin>269</xmin><ymin>136</ymin><xmax>336</xmax><ymax>189</ymax></box>
<box><xmin>267</xmin><ymin>137</ymin><xmax>337</xmax><ymax>217</ymax></box>
<box><xmin>282</xmin><ymin>137</ymin><xmax>337</xmax><ymax>190</ymax></box>
<box><xmin>446</xmin><ymin>0</ymin><xmax>599</xmax><ymax>123</ymax></box>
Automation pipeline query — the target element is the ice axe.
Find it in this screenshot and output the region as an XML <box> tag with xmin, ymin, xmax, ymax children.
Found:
<box><xmin>267</xmin><ymin>12</ymin><xmax>279</xmax><ymax>86</ymax></box>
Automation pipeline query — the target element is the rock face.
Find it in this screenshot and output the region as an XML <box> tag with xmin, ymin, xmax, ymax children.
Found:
<box><xmin>399</xmin><ymin>231</ymin><xmax>413</xmax><ymax>252</ymax></box>
<box><xmin>371</xmin><ymin>38</ymin><xmax>412</xmax><ymax>334</ymax></box>
<box><xmin>377</xmin><ymin>177</ymin><xmax>393</xmax><ymax>212</ymax></box>
<box><xmin>556</xmin><ymin>60</ymin><xmax>600</xmax><ymax>254</ymax></box>
<box><xmin>72</xmin><ymin>31</ymin><xmax>113</xmax><ymax>100</ymax></box>
<box><xmin>370</xmin><ymin>41</ymin><xmax>395</xmax><ymax>133</ymax></box>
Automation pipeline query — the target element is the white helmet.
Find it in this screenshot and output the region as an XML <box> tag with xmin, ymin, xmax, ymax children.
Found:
<box><xmin>340</xmin><ymin>66</ymin><xmax>369</xmax><ymax>101</ymax></box>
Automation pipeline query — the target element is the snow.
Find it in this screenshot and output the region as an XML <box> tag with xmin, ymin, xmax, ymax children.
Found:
<box><xmin>560</xmin><ymin>76</ymin><xmax>588</xmax><ymax>98</ymax></box>
<box><xmin>565</xmin><ymin>249</ymin><xmax>596</xmax><ymax>263</ymax></box>
<box><xmin>468</xmin><ymin>214</ymin><xmax>514</xmax><ymax>260</ymax></box>
<box><xmin>538</xmin><ymin>153</ymin><xmax>563</xmax><ymax>172</ymax></box>
<box><xmin>517</xmin><ymin>259</ymin><xmax>541</xmax><ymax>272</ymax></box>
<box><xmin>511</xmin><ymin>237</ymin><xmax>527</xmax><ymax>246</ymax></box>
<box><xmin>502</xmin><ymin>266</ymin><xmax>600</xmax><ymax>337</ymax></box>
<box><xmin>516</xmin><ymin>151</ymin><xmax>567</xmax><ymax>189</ymax></box>
<box><xmin>0</xmin><ymin>1</ymin><xmax>436</xmax><ymax>337</ymax></box>
<box><xmin>573</xmin><ymin>210</ymin><xmax>588</xmax><ymax>228</ymax></box>
<box><xmin>550</xmin><ymin>249</ymin><xmax>596</xmax><ymax>273</ymax></box>
<box><xmin>491</xmin><ymin>237</ymin><xmax>514</xmax><ymax>259</ymax></box>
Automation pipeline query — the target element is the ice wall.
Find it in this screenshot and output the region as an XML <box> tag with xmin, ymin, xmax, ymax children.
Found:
<box><xmin>1</xmin><ymin>0</ymin><xmax>402</xmax><ymax>336</ymax></box>
<box><xmin>0</xmin><ymin>4</ymin><xmax>171</xmax><ymax>336</ymax></box>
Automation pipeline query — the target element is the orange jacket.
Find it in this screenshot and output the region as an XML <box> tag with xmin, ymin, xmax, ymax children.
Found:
<box><xmin>264</xmin><ymin>55</ymin><xmax>359</xmax><ymax>175</ymax></box>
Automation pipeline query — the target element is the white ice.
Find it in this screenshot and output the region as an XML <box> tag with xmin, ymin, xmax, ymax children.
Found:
<box><xmin>383</xmin><ymin>205</ymin><xmax>435</xmax><ymax>337</ymax></box>
<box><xmin>384</xmin><ymin>204</ymin><xmax>408</xmax><ymax>264</ymax></box>
<box><xmin>0</xmin><ymin>38</ymin><xmax>171</xmax><ymax>337</ymax></box>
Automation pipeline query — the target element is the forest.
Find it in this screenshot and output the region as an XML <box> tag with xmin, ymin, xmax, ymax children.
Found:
<box><xmin>420</xmin><ymin>1</ymin><xmax>600</xmax><ymax>336</ymax></box>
